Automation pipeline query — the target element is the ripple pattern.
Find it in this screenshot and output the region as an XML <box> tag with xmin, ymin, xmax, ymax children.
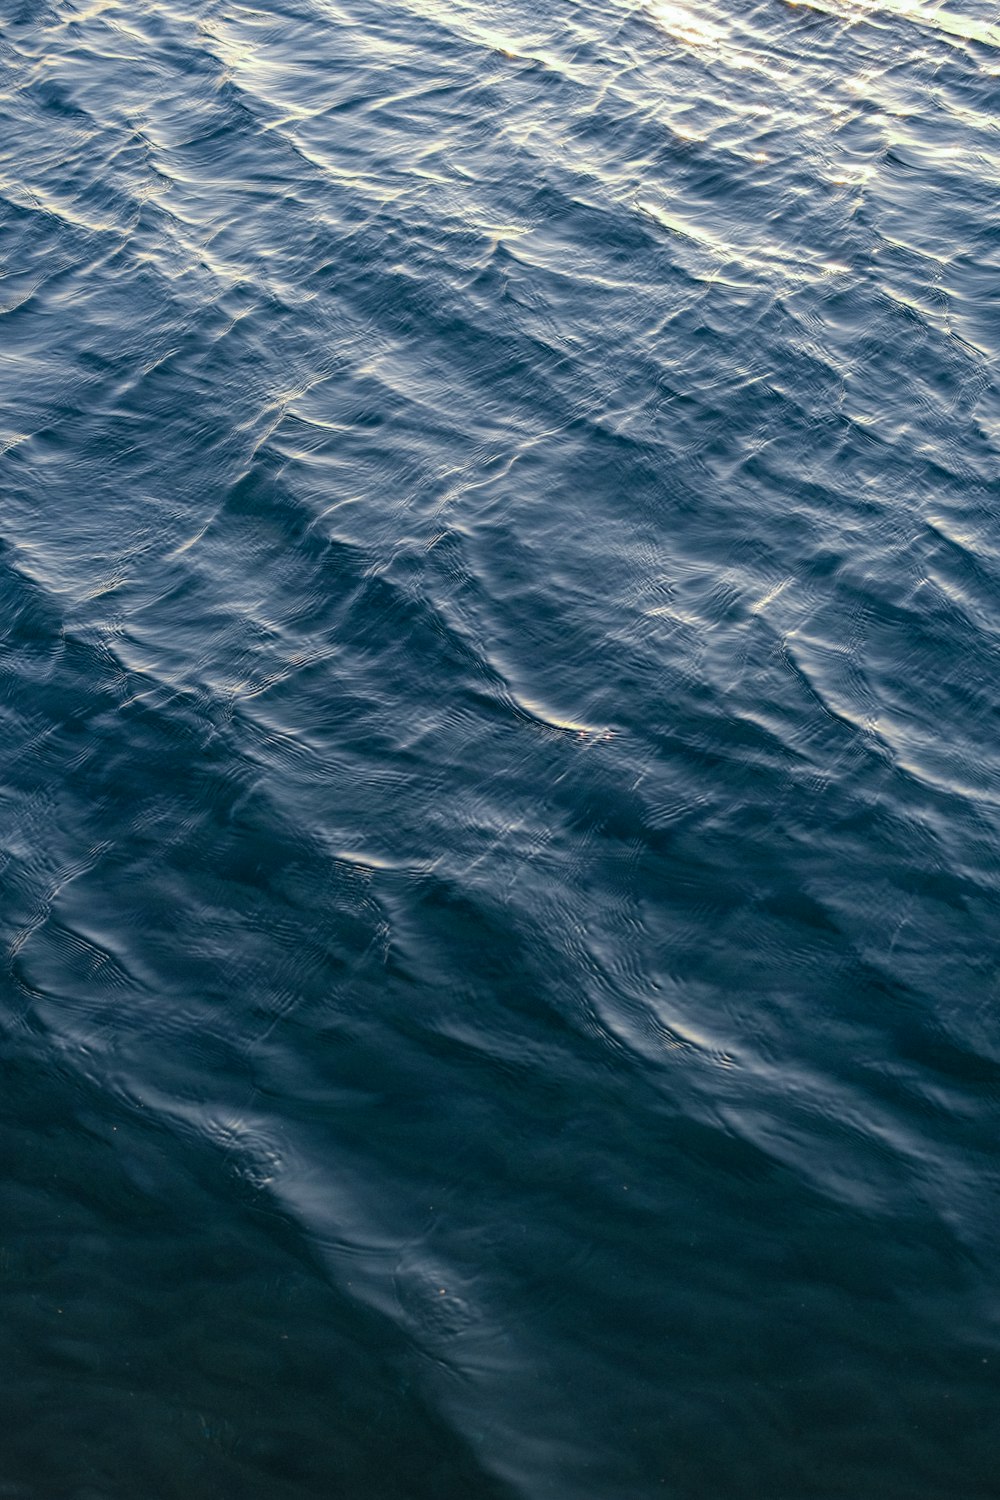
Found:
<box><xmin>1</xmin><ymin>0</ymin><xmax>999</xmax><ymax>1496</ymax></box>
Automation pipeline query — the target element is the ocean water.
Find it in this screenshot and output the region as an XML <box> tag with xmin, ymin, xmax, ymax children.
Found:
<box><xmin>1</xmin><ymin>0</ymin><xmax>998</xmax><ymax>1494</ymax></box>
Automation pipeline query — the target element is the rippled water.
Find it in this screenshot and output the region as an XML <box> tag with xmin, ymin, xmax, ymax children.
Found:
<box><xmin>1</xmin><ymin>0</ymin><xmax>999</xmax><ymax>1493</ymax></box>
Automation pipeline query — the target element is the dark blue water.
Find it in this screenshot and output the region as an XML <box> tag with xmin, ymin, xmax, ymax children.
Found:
<box><xmin>2</xmin><ymin>0</ymin><xmax>999</xmax><ymax>1494</ymax></box>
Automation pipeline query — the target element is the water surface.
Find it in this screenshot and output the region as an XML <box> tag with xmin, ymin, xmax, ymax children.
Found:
<box><xmin>1</xmin><ymin>0</ymin><xmax>999</xmax><ymax>1495</ymax></box>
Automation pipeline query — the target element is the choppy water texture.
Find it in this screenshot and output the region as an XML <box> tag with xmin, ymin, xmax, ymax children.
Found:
<box><xmin>1</xmin><ymin>0</ymin><xmax>999</xmax><ymax>1494</ymax></box>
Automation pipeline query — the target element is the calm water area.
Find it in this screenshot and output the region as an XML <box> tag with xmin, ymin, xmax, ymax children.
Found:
<box><xmin>1</xmin><ymin>0</ymin><xmax>999</xmax><ymax>1494</ymax></box>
